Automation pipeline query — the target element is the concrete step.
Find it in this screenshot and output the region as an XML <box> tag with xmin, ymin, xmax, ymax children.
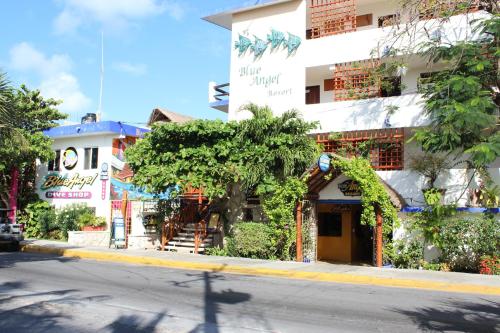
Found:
<box><xmin>167</xmin><ymin>241</ymin><xmax>210</xmax><ymax>248</ymax></box>
<box><xmin>164</xmin><ymin>246</ymin><xmax>205</xmax><ymax>254</ymax></box>
<box><xmin>172</xmin><ymin>236</ymin><xmax>213</xmax><ymax>243</ymax></box>
<box><xmin>176</xmin><ymin>232</ymin><xmax>214</xmax><ymax>239</ymax></box>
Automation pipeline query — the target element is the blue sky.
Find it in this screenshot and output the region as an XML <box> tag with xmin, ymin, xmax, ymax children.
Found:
<box><xmin>0</xmin><ymin>0</ymin><xmax>249</xmax><ymax>124</ymax></box>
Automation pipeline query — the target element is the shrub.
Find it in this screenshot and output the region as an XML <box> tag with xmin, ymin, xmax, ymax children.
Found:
<box><xmin>76</xmin><ymin>212</ymin><xmax>106</xmax><ymax>229</ymax></box>
<box><xmin>19</xmin><ymin>201</ymin><xmax>57</xmax><ymax>239</ymax></box>
<box><xmin>391</xmin><ymin>239</ymin><xmax>424</xmax><ymax>269</ymax></box>
<box><xmin>479</xmin><ymin>256</ymin><xmax>500</xmax><ymax>275</ymax></box>
<box><xmin>56</xmin><ymin>204</ymin><xmax>94</xmax><ymax>240</ymax></box>
<box><xmin>229</xmin><ymin>222</ymin><xmax>273</xmax><ymax>259</ymax></box>
<box><xmin>205</xmin><ymin>247</ymin><xmax>229</xmax><ymax>257</ymax></box>
<box><xmin>437</xmin><ymin>214</ymin><xmax>499</xmax><ymax>272</ymax></box>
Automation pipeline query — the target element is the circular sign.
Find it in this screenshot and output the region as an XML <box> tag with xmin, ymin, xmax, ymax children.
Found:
<box><xmin>318</xmin><ymin>153</ymin><xmax>331</xmax><ymax>172</ymax></box>
<box><xmin>101</xmin><ymin>162</ymin><xmax>108</xmax><ymax>172</ymax></box>
<box><xmin>62</xmin><ymin>147</ymin><xmax>78</xmax><ymax>170</ymax></box>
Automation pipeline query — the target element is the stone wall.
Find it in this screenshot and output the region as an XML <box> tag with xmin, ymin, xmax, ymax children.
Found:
<box><xmin>128</xmin><ymin>234</ymin><xmax>160</xmax><ymax>250</ymax></box>
<box><xmin>68</xmin><ymin>231</ymin><xmax>110</xmax><ymax>247</ymax></box>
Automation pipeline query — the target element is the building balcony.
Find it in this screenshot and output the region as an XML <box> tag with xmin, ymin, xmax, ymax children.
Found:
<box><xmin>302</xmin><ymin>93</ymin><xmax>429</xmax><ymax>133</ymax></box>
<box><xmin>208</xmin><ymin>82</ymin><xmax>229</xmax><ymax>113</ymax></box>
<box><xmin>303</xmin><ymin>9</ymin><xmax>488</xmax><ymax>68</ymax></box>
<box><xmin>306</xmin><ymin>0</ymin><xmax>481</xmax><ymax>40</ymax></box>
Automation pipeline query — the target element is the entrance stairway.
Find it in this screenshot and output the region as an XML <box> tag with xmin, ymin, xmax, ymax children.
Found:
<box><xmin>164</xmin><ymin>223</ymin><xmax>214</xmax><ymax>254</ymax></box>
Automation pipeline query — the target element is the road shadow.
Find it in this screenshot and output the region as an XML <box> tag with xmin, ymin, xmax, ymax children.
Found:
<box><xmin>0</xmin><ymin>251</ymin><xmax>76</xmax><ymax>269</ymax></box>
<box><xmin>104</xmin><ymin>312</ymin><xmax>167</xmax><ymax>333</ymax></box>
<box><xmin>392</xmin><ymin>299</ymin><xmax>500</xmax><ymax>332</ymax></box>
<box><xmin>169</xmin><ymin>266</ymin><xmax>253</xmax><ymax>333</ymax></box>
<box><xmin>0</xmin><ymin>280</ymin><xmax>110</xmax><ymax>333</ymax></box>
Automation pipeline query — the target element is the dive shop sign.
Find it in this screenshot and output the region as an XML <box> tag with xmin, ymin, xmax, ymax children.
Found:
<box><xmin>41</xmin><ymin>173</ymin><xmax>98</xmax><ymax>191</ymax></box>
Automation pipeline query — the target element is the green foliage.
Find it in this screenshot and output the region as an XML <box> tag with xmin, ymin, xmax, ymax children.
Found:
<box><xmin>76</xmin><ymin>212</ymin><xmax>106</xmax><ymax>229</ymax></box>
<box><xmin>204</xmin><ymin>246</ymin><xmax>230</xmax><ymax>257</ymax></box>
<box><xmin>437</xmin><ymin>214</ymin><xmax>499</xmax><ymax>272</ymax></box>
<box><xmin>479</xmin><ymin>255</ymin><xmax>500</xmax><ymax>275</ymax></box>
<box><xmin>228</xmin><ymin>222</ymin><xmax>274</xmax><ymax>259</ymax></box>
<box><xmin>413</xmin><ymin>189</ymin><xmax>457</xmax><ymax>245</ymax></box>
<box><xmin>391</xmin><ymin>239</ymin><xmax>424</xmax><ymax>269</ymax></box>
<box><xmin>331</xmin><ymin>156</ymin><xmax>398</xmax><ymax>233</ymax></box>
<box><xmin>257</xmin><ymin>177</ymin><xmax>308</xmax><ymax>260</ymax></box>
<box><xmin>408</xmin><ymin>153</ymin><xmax>450</xmax><ymax>189</ymax></box>
<box><xmin>56</xmin><ymin>204</ymin><xmax>94</xmax><ymax>240</ymax></box>
<box><xmin>18</xmin><ymin>200</ymin><xmax>56</xmax><ymax>239</ymax></box>
<box><xmin>412</xmin><ymin>16</ymin><xmax>500</xmax><ymax>169</ymax></box>
<box><xmin>127</xmin><ymin>104</ymin><xmax>319</xmax><ymax>260</ymax></box>
<box><xmin>127</xmin><ymin>104</ymin><xmax>318</xmax><ymax>202</ymax></box>
<box><xmin>0</xmin><ymin>78</ymin><xmax>66</xmax><ymax>210</ymax></box>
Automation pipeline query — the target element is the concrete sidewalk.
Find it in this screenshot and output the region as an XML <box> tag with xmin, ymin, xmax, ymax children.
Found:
<box><xmin>20</xmin><ymin>239</ymin><xmax>500</xmax><ymax>296</ymax></box>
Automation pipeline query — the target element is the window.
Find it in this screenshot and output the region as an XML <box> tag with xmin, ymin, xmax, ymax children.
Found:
<box><xmin>48</xmin><ymin>150</ymin><xmax>61</xmax><ymax>171</ymax></box>
<box><xmin>381</xmin><ymin>76</ymin><xmax>402</xmax><ymax>97</ymax></box>
<box><xmin>378</xmin><ymin>14</ymin><xmax>398</xmax><ymax>28</ymax></box>
<box><xmin>356</xmin><ymin>14</ymin><xmax>373</xmax><ymax>28</ymax></box>
<box><xmin>318</xmin><ymin>212</ymin><xmax>342</xmax><ymax>237</ymax></box>
<box><xmin>316</xmin><ymin>128</ymin><xmax>405</xmax><ymax>170</ymax></box>
<box><xmin>418</xmin><ymin>72</ymin><xmax>441</xmax><ymax>93</ymax></box>
<box><xmin>84</xmin><ymin>147</ymin><xmax>98</xmax><ymax>170</ymax></box>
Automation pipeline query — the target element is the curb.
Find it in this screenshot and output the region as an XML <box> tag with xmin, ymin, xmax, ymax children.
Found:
<box><xmin>21</xmin><ymin>244</ymin><xmax>500</xmax><ymax>296</ymax></box>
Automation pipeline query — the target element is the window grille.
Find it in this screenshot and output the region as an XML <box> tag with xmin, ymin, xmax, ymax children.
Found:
<box><xmin>332</xmin><ymin>59</ymin><xmax>381</xmax><ymax>101</ymax></box>
<box><xmin>316</xmin><ymin>128</ymin><xmax>404</xmax><ymax>170</ymax></box>
<box><xmin>309</xmin><ymin>0</ymin><xmax>357</xmax><ymax>39</ymax></box>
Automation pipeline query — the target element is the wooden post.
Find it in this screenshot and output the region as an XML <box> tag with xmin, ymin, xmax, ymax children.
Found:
<box><xmin>121</xmin><ymin>190</ymin><xmax>128</xmax><ymax>249</ymax></box>
<box><xmin>375</xmin><ymin>207</ymin><xmax>383</xmax><ymax>268</ymax></box>
<box><xmin>296</xmin><ymin>201</ymin><xmax>303</xmax><ymax>262</ymax></box>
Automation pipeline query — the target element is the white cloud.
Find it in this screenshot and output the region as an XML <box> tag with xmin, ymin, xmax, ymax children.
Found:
<box><xmin>9</xmin><ymin>42</ymin><xmax>91</xmax><ymax>115</ymax></box>
<box><xmin>112</xmin><ymin>61</ymin><xmax>147</xmax><ymax>76</ymax></box>
<box><xmin>53</xmin><ymin>0</ymin><xmax>185</xmax><ymax>34</ymax></box>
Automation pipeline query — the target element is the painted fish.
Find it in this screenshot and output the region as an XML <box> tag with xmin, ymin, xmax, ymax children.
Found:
<box><xmin>285</xmin><ymin>33</ymin><xmax>301</xmax><ymax>55</ymax></box>
<box><xmin>267</xmin><ymin>29</ymin><xmax>285</xmax><ymax>50</ymax></box>
<box><xmin>234</xmin><ymin>34</ymin><xmax>252</xmax><ymax>56</ymax></box>
<box><xmin>252</xmin><ymin>36</ymin><xmax>268</xmax><ymax>58</ymax></box>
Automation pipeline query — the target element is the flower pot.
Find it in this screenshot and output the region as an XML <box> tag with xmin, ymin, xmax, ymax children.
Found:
<box><xmin>82</xmin><ymin>226</ymin><xmax>106</xmax><ymax>232</ymax></box>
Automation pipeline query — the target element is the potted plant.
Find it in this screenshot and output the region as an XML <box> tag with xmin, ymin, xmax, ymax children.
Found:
<box><xmin>77</xmin><ymin>212</ymin><xmax>107</xmax><ymax>231</ymax></box>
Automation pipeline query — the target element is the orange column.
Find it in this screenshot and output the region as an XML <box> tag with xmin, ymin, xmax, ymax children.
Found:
<box><xmin>121</xmin><ymin>190</ymin><xmax>128</xmax><ymax>249</ymax></box>
<box><xmin>296</xmin><ymin>201</ymin><xmax>303</xmax><ymax>262</ymax></box>
<box><xmin>375</xmin><ymin>207</ymin><xmax>383</xmax><ymax>268</ymax></box>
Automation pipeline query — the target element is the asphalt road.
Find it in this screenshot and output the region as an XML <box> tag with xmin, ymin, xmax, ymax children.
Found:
<box><xmin>0</xmin><ymin>252</ymin><xmax>498</xmax><ymax>333</ymax></box>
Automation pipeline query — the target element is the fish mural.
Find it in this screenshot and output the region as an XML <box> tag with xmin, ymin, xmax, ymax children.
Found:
<box><xmin>236</xmin><ymin>29</ymin><xmax>301</xmax><ymax>58</ymax></box>
<box><xmin>285</xmin><ymin>33</ymin><xmax>301</xmax><ymax>56</ymax></box>
<box><xmin>252</xmin><ymin>36</ymin><xmax>268</xmax><ymax>58</ymax></box>
<box><xmin>267</xmin><ymin>29</ymin><xmax>286</xmax><ymax>50</ymax></box>
<box><xmin>234</xmin><ymin>34</ymin><xmax>252</xmax><ymax>56</ymax></box>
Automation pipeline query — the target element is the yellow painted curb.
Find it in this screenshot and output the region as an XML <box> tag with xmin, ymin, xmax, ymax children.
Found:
<box><xmin>21</xmin><ymin>244</ymin><xmax>500</xmax><ymax>296</ymax></box>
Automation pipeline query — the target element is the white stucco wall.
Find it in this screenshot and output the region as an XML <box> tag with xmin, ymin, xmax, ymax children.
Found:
<box><xmin>229</xmin><ymin>0</ymin><xmax>306</xmax><ymax>119</ymax></box>
<box><xmin>36</xmin><ymin>134</ymin><xmax>117</xmax><ymax>225</ymax></box>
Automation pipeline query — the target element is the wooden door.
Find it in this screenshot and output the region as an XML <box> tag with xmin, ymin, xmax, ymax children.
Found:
<box><xmin>317</xmin><ymin>208</ymin><xmax>352</xmax><ymax>262</ymax></box>
<box><xmin>306</xmin><ymin>85</ymin><xmax>320</xmax><ymax>104</ymax></box>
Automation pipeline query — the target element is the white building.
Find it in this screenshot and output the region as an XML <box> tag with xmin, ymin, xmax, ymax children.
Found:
<box><xmin>204</xmin><ymin>0</ymin><xmax>498</xmax><ymax>263</ymax></box>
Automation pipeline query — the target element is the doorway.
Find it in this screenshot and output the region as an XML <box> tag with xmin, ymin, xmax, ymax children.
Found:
<box><xmin>316</xmin><ymin>204</ymin><xmax>373</xmax><ymax>264</ymax></box>
<box><xmin>306</xmin><ymin>85</ymin><xmax>320</xmax><ymax>104</ymax></box>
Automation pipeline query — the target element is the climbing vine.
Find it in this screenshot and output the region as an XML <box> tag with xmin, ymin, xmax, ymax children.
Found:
<box><xmin>330</xmin><ymin>155</ymin><xmax>399</xmax><ymax>234</ymax></box>
<box><xmin>257</xmin><ymin>177</ymin><xmax>308</xmax><ymax>260</ymax></box>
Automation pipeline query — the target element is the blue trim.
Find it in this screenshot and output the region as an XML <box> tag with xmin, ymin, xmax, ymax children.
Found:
<box><xmin>401</xmin><ymin>206</ymin><xmax>500</xmax><ymax>214</ymax></box>
<box><xmin>318</xmin><ymin>199</ymin><xmax>362</xmax><ymax>205</ymax></box>
<box><xmin>43</xmin><ymin>121</ymin><xmax>149</xmax><ymax>138</ymax></box>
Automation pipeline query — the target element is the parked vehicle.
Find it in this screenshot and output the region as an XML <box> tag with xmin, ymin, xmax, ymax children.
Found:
<box><xmin>0</xmin><ymin>210</ymin><xmax>24</xmax><ymax>251</ymax></box>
